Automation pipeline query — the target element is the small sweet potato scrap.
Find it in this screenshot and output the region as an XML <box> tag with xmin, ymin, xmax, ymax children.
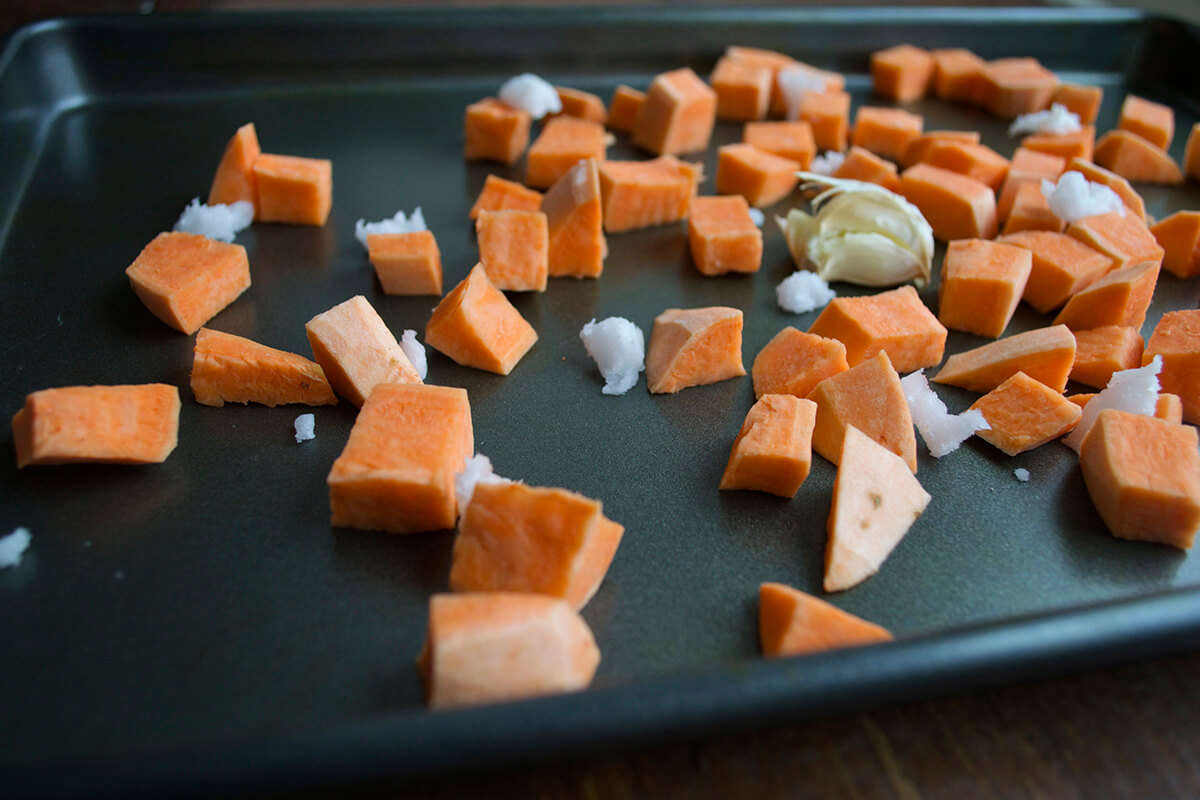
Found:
<box><xmin>125</xmin><ymin>231</ymin><xmax>251</xmax><ymax>335</ymax></box>
<box><xmin>932</xmin><ymin>324</ymin><xmax>1077</xmax><ymax>394</ymax></box>
<box><xmin>464</xmin><ymin>97</ymin><xmax>531</xmax><ymax>165</ymax></box>
<box><xmin>633</xmin><ymin>67</ymin><xmax>717</xmax><ymax>156</ymax></box>
<box><xmin>752</xmin><ymin>328</ymin><xmax>849</xmax><ymax>400</ymax></box>
<box><xmin>687</xmin><ymin>194</ymin><xmax>762</xmax><ymax>276</ymax></box>
<box><xmin>758</xmin><ymin>582</ymin><xmax>892</xmax><ymax>657</ymax></box>
<box><xmin>970</xmin><ymin>372</ymin><xmax>1082</xmax><ymax>456</ymax></box>
<box><xmin>1143</xmin><ymin>310</ymin><xmax>1200</xmax><ymax>425</ymax></box>
<box><xmin>719</xmin><ymin>394</ymin><xmax>816</xmax><ymax>498</ymax></box>
<box><xmin>646</xmin><ymin>306</ymin><xmax>745</xmax><ymax>394</ymax></box>
<box><xmin>807</xmin><ymin>285</ymin><xmax>947</xmax><ymax>373</ymax></box>
<box><xmin>191</xmin><ymin>327</ymin><xmax>337</xmax><ymax>408</ymax></box>
<box><xmin>305</xmin><ymin>295</ymin><xmax>421</xmax><ymax>407</ymax></box>
<box><xmin>425</xmin><ymin>264</ymin><xmax>538</xmax><ymax>375</ymax></box>
<box><xmin>1069</xmin><ymin>326</ymin><xmax>1144</xmax><ymax>390</ymax></box>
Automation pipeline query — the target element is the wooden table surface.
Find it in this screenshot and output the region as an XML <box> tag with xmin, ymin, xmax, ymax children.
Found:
<box><xmin>3</xmin><ymin>2</ymin><xmax>1199</xmax><ymax>798</ymax></box>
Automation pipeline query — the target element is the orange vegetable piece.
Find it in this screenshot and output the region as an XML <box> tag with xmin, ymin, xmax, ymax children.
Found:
<box><xmin>252</xmin><ymin>153</ymin><xmax>332</xmax><ymax>226</ymax></box>
<box><xmin>607</xmin><ymin>85</ymin><xmax>644</xmax><ymax>133</ymax></box>
<box><xmin>125</xmin><ymin>231</ymin><xmax>251</xmax><ymax>335</ymax></box>
<box><xmin>997</xmin><ymin>230</ymin><xmax>1112</xmax><ymax>313</ymax></box>
<box><xmin>758</xmin><ymin>582</ymin><xmax>892</xmax><ymax>657</ymax></box>
<box><xmin>1052</xmin><ymin>261</ymin><xmax>1160</xmax><ymax>332</ymax></box>
<box><xmin>645</xmin><ymin>306</ymin><xmax>745</xmax><ymax>394</ymax></box>
<box><xmin>475</xmin><ymin>209</ymin><xmax>549</xmax><ymax>292</ymax></box>
<box><xmin>751</xmin><ymin>328</ymin><xmax>849</xmax><ymax>400</ymax></box>
<box><xmin>1069</xmin><ymin>326</ymin><xmax>1144</xmax><ymax>390</ymax></box>
<box><xmin>1066</xmin><ymin>211</ymin><xmax>1164</xmax><ymax>271</ymax></box>
<box><xmin>468</xmin><ymin>174</ymin><xmax>543</xmax><ymax>220</ymax></box>
<box><xmin>710</xmin><ymin>55</ymin><xmax>772</xmax><ymax>122</ymax></box>
<box><xmin>208</xmin><ymin>122</ymin><xmax>260</xmax><ymax>210</ymax></box>
<box><xmin>191</xmin><ymin>327</ymin><xmax>337</xmax><ymax>408</ymax></box>
<box><xmin>898</xmin><ymin>163</ymin><xmax>997</xmax><ymax>241</ymax></box>
<box><xmin>970</xmin><ymin>372</ymin><xmax>1082</xmax><ymax>456</ymax></box>
<box><xmin>719</xmin><ymin>394</ymin><xmax>817</xmax><ymax>498</ymax></box>
<box><xmin>997</xmin><ymin>147</ymin><xmax>1065</xmax><ymax>221</ymax></box>
<box><xmin>831</xmin><ymin>146</ymin><xmax>900</xmax><ymax>193</ymax></box>
<box><xmin>367</xmin><ymin>230</ymin><xmax>443</xmax><ymax>296</ymax></box>
<box><xmin>687</xmin><ymin>194</ymin><xmax>761</xmax><ymax>276</ymax></box>
<box><xmin>1156</xmin><ymin>393</ymin><xmax>1184</xmax><ymax>425</ymax></box>
<box><xmin>1117</xmin><ymin>94</ymin><xmax>1174</xmax><ymax>151</ymax></box>
<box><xmin>930</xmin><ymin>48</ymin><xmax>985</xmax><ymax>104</ymax></box>
<box><xmin>932</xmin><ymin>324</ymin><xmax>1077</xmax><ymax>394</ymax></box>
<box><xmin>425</xmin><ymin>264</ymin><xmax>538</xmax><ymax>375</ymax></box>
<box><xmin>305</xmin><ymin>295</ymin><xmax>421</xmax><ymax>407</ymax></box>
<box><xmin>871</xmin><ymin>44</ymin><xmax>935</xmax><ymax>103</ymax></box>
<box><xmin>742</xmin><ymin>120</ymin><xmax>816</xmax><ymax>168</ymax></box>
<box><xmin>1079</xmin><ymin>409</ymin><xmax>1200</xmax><ymax>549</ymax></box>
<box><xmin>725</xmin><ymin>46</ymin><xmax>844</xmax><ymax>117</ymax></box>
<box><xmin>924</xmin><ymin>140</ymin><xmax>1010</xmax><ymax>192</ymax></box>
<box><xmin>715</xmin><ymin>143</ymin><xmax>800</xmax><ymax>208</ymax></box>
<box><xmin>1002</xmin><ymin>182</ymin><xmax>1064</xmax><ymax>236</ymax></box>
<box><xmin>597</xmin><ymin>156</ymin><xmax>701</xmax><ymax>233</ymax></box>
<box><xmin>525</xmin><ymin>115</ymin><xmax>607</xmax><ymax>190</ymax></box>
<box><xmin>417</xmin><ymin>592</ymin><xmax>599</xmax><ymax>710</ymax></box>
<box><xmin>12</xmin><ymin>384</ymin><xmax>180</xmax><ymax>468</ymax></box>
<box><xmin>1150</xmin><ymin>211</ymin><xmax>1200</xmax><ymax>279</ymax></box>
<box><xmin>938</xmin><ymin>239</ymin><xmax>1033</xmax><ymax>339</ymax></box>
<box><xmin>449</xmin><ymin>481</ymin><xmax>623</xmax><ymax>610</ymax></box>
<box><xmin>1093</xmin><ymin>129</ymin><xmax>1185</xmax><ymax>185</ymax></box>
<box><xmin>799</xmin><ymin>90</ymin><xmax>850</xmax><ymax>152</ymax></box>
<box><xmin>1065</xmin><ymin>158</ymin><xmax>1147</xmax><ymax>222</ymax></box>
<box><xmin>1052</xmin><ymin>84</ymin><xmax>1102</xmax><ymax>125</ymax></box>
<box><xmin>900</xmin><ymin>130</ymin><xmax>980</xmax><ymax>169</ymax></box>
<box><xmin>1022</xmin><ymin>126</ymin><xmax>1095</xmax><ymax>163</ymax></box>
<box><xmin>807</xmin><ymin>350</ymin><xmax>917</xmax><ymax>474</ymax></box>
<box><xmin>327</xmin><ymin>383</ymin><xmax>472</xmax><ymax>534</ymax></box>
<box><xmin>463</xmin><ymin>97</ymin><xmax>531</xmax><ymax>165</ymax></box>
<box><xmin>554</xmin><ymin>86</ymin><xmax>607</xmax><ymax>125</ymax></box>
<box><xmin>825</xmin><ymin>425</ymin><xmax>930</xmax><ymax>591</ymax></box>
<box><xmin>851</xmin><ymin>106</ymin><xmax>923</xmax><ymax>163</ymax></box>
<box><xmin>1144</xmin><ymin>310</ymin><xmax>1200</xmax><ymax>425</ymax></box>
<box><xmin>542</xmin><ymin>158</ymin><xmax>607</xmax><ymax>279</ymax></box>
<box><xmin>1186</xmin><ymin>123</ymin><xmax>1200</xmax><ymax>181</ymax></box>
<box><xmin>632</xmin><ymin>67</ymin><xmax>717</xmax><ymax>156</ymax></box>
<box><xmin>807</xmin><ymin>285</ymin><xmax>947</xmax><ymax>373</ymax></box>
<box><xmin>977</xmin><ymin>57</ymin><xmax>1059</xmax><ymax>119</ymax></box>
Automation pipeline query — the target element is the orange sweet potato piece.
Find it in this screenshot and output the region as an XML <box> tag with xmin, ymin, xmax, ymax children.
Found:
<box><xmin>710</xmin><ymin>55</ymin><xmax>772</xmax><ymax>121</ymax></box>
<box><xmin>526</xmin><ymin>116</ymin><xmax>607</xmax><ymax>189</ymax></box>
<box><xmin>327</xmin><ymin>383</ymin><xmax>471</xmax><ymax>533</ymax></box>
<box><xmin>977</xmin><ymin>57</ymin><xmax>1058</xmax><ymax>119</ymax></box>
<box><xmin>824</xmin><ymin>425</ymin><xmax>930</xmax><ymax>591</ymax></box>
<box><xmin>725</xmin><ymin>46</ymin><xmax>845</xmax><ymax>117</ymax></box>
<box><xmin>758</xmin><ymin>582</ymin><xmax>892</xmax><ymax>657</ymax></box>
<box><xmin>1065</xmin><ymin>158</ymin><xmax>1147</xmax><ymax>222</ymax></box>
<box><xmin>1021</xmin><ymin>126</ymin><xmax>1095</xmax><ymax>163</ymax></box>
<box><xmin>252</xmin><ymin>153</ymin><xmax>332</xmax><ymax>226</ymax></box>
<box><xmin>449</xmin><ymin>481</ymin><xmax>623</xmax><ymax>610</ymax></box>
<box><xmin>425</xmin><ymin>264</ymin><xmax>538</xmax><ymax>375</ymax></box>
<box><xmin>970</xmin><ymin>372</ymin><xmax>1082</xmax><ymax>456</ymax></box>
<box><xmin>208</xmin><ymin>122</ymin><xmax>260</xmax><ymax>210</ymax></box>
<box><xmin>871</xmin><ymin>44</ymin><xmax>935</xmax><ymax>103</ymax></box>
<box><xmin>743</xmin><ymin>121</ymin><xmax>816</xmax><ymax>168</ymax></box>
<box><xmin>554</xmin><ymin>86</ymin><xmax>607</xmax><ymax>125</ymax></box>
<box><xmin>1117</xmin><ymin>94</ymin><xmax>1174</xmax><ymax>151</ymax></box>
<box><xmin>851</xmin><ymin>107</ymin><xmax>923</xmax><ymax>163</ymax></box>
<box><xmin>924</xmin><ymin>141</ymin><xmax>1010</xmax><ymax>192</ymax></box>
<box><xmin>1094</xmin><ymin>129</ymin><xmax>1185</xmax><ymax>185</ymax></box>
<box><xmin>646</xmin><ymin>306</ymin><xmax>745</xmax><ymax>394</ymax></box>
<box><xmin>367</xmin><ymin>230</ymin><xmax>443</xmax><ymax>296</ymax></box>
<box><xmin>1069</xmin><ymin>326</ymin><xmax>1144</xmax><ymax>390</ymax></box>
<box><xmin>1186</xmin><ymin>123</ymin><xmax>1200</xmax><ymax>181</ymax></box>
<box><xmin>799</xmin><ymin>90</ymin><xmax>851</xmax><ymax>152</ymax></box>
<box><xmin>475</xmin><ymin>209</ymin><xmax>549</xmax><ymax>291</ymax></box>
<box><xmin>125</xmin><ymin>231</ymin><xmax>251</xmax><ymax>335</ymax></box>
<box><xmin>12</xmin><ymin>384</ymin><xmax>180</xmax><ymax>468</ymax></box>
<box><xmin>1002</xmin><ymin>181</ymin><xmax>1064</xmax><ymax>235</ymax></box>
<box><xmin>1052</xmin><ymin>84</ymin><xmax>1102</xmax><ymax>125</ymax></box>
<box><xmin>719</xmin><ymin>394</ymin><xmax>816</xmax><ymax>497</ymax></box>
<box><xmin>1156</xmin><ymin>393</ymin><xmax>1184</xmax><ymax>425</ymax></box>
<box><xmin>900</xmin><ymin>130</ymin><xmax>980</xmax><ymax>169</ymax></box>
<box><xmin>542</xmin><ymin>158</ymin><xmax>607</xmax><ymax>279</ymax></box>
<box><xmin>997</xmin><ymin>230</ymin><xmax>1112</xmax><ymax>313</ymax></box>
<box><xmin>607</xmin><ymin>85</ymin><xmax>644</xmax><ymax>133</ymax></box>
<box><xmin>932</xmin><ymin>324</ymin><xmax>1077</xmax><ymax>393</ymax></box>
<box><xmin>930</xmin><ymin>48</ymin><xmax>985</xmax><ymax>103</ymax></box>
<box><xmin>807</xmin><ymin>285</ymin><xmax>946</xmax><ymax>373</ymax></box>
<box><xmin>417</xmin><ymin>592</ymin><xmax>599</xmax><ymax>710</ymax></box>
<box><xmin>715</xmin><ymin>143</ymin><xmax>800</xmax><ymax>208</ymax></box>
<box><xmin>997</xmin><ymin>147</ymin><xmax>1065</xmax><ymax>221</ymax></box>
<box><xmin>1143</xmin><ymin>309</ymin><xmax>1200</xmax><ymax>425</ymax></box>
<box><xmin>899</xmin><ymin>163</ymin><xmax>997</xmax><ymax>241</ymax></box>
<box><xmin>807</xmin><ymin>351</ymin><xmax>917</xmax><ymax>474</ymax></box>
<box><xmin>191</xmin><ymin>327</ymin><xmax>336</xmax><ymax>408</ymax></box>
<box><xmin>1052</xmin><ymin>261</ymin><xmax>1160</xmax><ymax>332</ymax></box>
<box><xmin>306</xmin><ymin>295</ymin><xmax>421</xmax><ymax>407</ymax></box>
<box><xmin>597</xmin><ymin>156</ymin><xmax>701</xmax><ymax>233</ymax></box>
<box><xmin>633</xmin><ymin>67</ymin><xmax>717</xmax><ymax>156</ymax></box>
<box><xmin>938</xmin><ymin>239</ymin><xmax>1032</xmax><ymax>339</ymax></box>
<box><xmin>468</xmin><ymin>174</ymin><xmax>543</xmax><ymax>220</ymax></box>
<box><xmin>752</xmin><ymin>328</ymin><xmax>849</xmax><ymax>400</ymax></box>
<box><xmin>463</xmin><ymin>97</ymin><xmax>531</xmax><ymax>165</ymax></box>
<box><xmin>1066</xmin><ymin>211</ymin><xmax>1164</xmax><ymax>271</ymax></box>
<box><xmin>687</xmin><ymin>194</ymin><xmax>761</xmax><ymax>276</ymax></box>
<box><xmin>1150</xmin><ymin>211</ymin><xmax>1200</xmax><ymax>279</ymax></box>
<box><xmin>1079</xmin><ymin>409</ymin><xmax>1200</xmax><ymax>549</ymax></box>
<box><xmin>831</xmin><ymin>146</ymin><xmax>900</xmax><ymax>193</ymax></box>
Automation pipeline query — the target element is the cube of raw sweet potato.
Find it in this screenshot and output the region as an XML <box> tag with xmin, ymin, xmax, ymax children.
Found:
<box><xmin>449</xmin><ymin>481</ymin><xmax>623</xmax><ymax>610</ymax></box>
<box><xmin>799</xmin><ymin>90</ymin><xmax>851</xmax><ymax>152</ymax></box>
<box><xmin>852</xmin><ymin>107</ymin><xmax>923</xmax><ymax>163</ymax></box>
<box><xmin>475</xmin><ymin>209</ymin><xmax>549</xmax><ymax>292</ymax></box>
<box><xmin>977</xmin><ymin>57</ymin><xmax>1058</xmax><ymax>119</ymax></box>
<box><xmin>208</xmin><ymin>122</ymin><xmax>260</xmax><ymax>210</ymax></box>
<box><xmin>1052</xmin><ymin>261</ymin><xmax>1160</xmax><ymax>332</ymax></box>
<box><xmin>191</xmin><ymin>327</ymin><xmax>337</xmax><ymax>408</ymax></box>
<box><xmin>645</xmin><ymin>306</ymin><xmax>745</xmax><ymax>394</ymax></box>
<box><xmin>924</xmin><ymin>141</ymin><xmax>1010</xmax><ymax>192</ymax></box>
<box><xmin>710</xmin><ymin>55</ymin><xmax>771</xmax><ymax>121</ymax></box>
<box><xmin>871</xmin><ymin>44</ymin><xmax>935</xmax><ymax>103</ymax></box>
<box><xmin>305</xmin><ymin>295</ymin><xmax>421</xmax><ymax>407</ymax></box>
<box><xmin>899</xmin><ymin>163</ymin><xmax>997</xmax><ymax>241</ymax></box>
<box><xmin>996</xmin><ymin>230</ymin><xmax>1112</xmax><ymax>314</ymax></box>
<box><xmin>1052</xmin><ymin>84</ymin><xmax>1102</xmax><ymax>125</ymax></box>
<box><xmin>367</xmin><ymin>230</ymin><xmax>443</xmax><ymax>296</ymax></box>
<box><xmin>607</xmin><ymin>85</ymin><xmax>645</xmax><ymax>133</ymax></box>
<box><xmin>719</xmin><ymin>394</ymin><xmax>816</xmax><ymax>498</ymax></box>
<box><xmin>938</xmin><ymin>239</ymin><xmax>1032</xmax><ymax>339</ymax></box>
<box><xmin>1070</xmin><ymin>326</ymin><xmax>1144</xmax><ymax>390</ymax></box>
<box><xmin>424</xmin><ymin>264</ymin><xmax>538</xmax><ymax>375</ymax></box>
<box><xmin>752</xmin><ymin>327</ymin><xmax>849</xmax><ymax>400</ymax></box>
<box><xmin>931</xmin><ymin>48</ymin><xmax>985</xmax><ymax>103</ymax></box>
<box><xmin>1021</xmin><ymin>126</ymin><xmax>1095</xmax><ymax>163</ymax></box>
<box><xmin>900</xmin><ymin>130</ymin><xmax>980</xmax><ymax>168</ymax></box>
<box><xmin>1151</xmin><ymin>211</ymin><xmax>1200</xmax><ymax>279</ymax></box>
<box><xmin>468</xmin><ymin>174</ymin><xmax>543</xmax><ymax>221</ymax></box>
<box><xmin>526</xmin><ymin>116</ymin><xmax>607</xmax><ymax>189</ymax></box>
<box><xmin>970</xmin><ymin>371</ymin><xmax>1082</xmax><ymax>456</ymax></box>
<box><xmin>742</xmin><ymin>121</ymin><xmax>815</xmax><ymax>168</ymax></box>
<box><xmin>715</xmin><ymin>143</ymin><xmax>800</xmax><ymax>209</ymax></box>
<box><xmin>252</xmin><ymin>153</ymin><xmax>332</xmax><ymax>226</ymax></box>
<box><xmin>597</xmin><ymin>156</ymin><xmax>701</xmax><ymax>233</ymax></box>
<box><xmin>633</xmin><ymin>67</ymin><xmax>717</xmax><ymax>156</ymax></box>
<box><xmin>463</xmin><ymin>97</ymin><xmax>531</xmax><ymax>165</ymax></box>
<box><xmin>1093</xmin><ymin>129</ymin><xmax>1184</xmax><ymax>185</ymax></box>
<box><xmin>542</xmin><ymin>158</ymin><xmax>607</xmax><ymax>279</ymax></box>
<box><xmin>1144</xmin><ymin>309</ymin><xmax>1200</xmax><ymax>425</ymax></box>
<box><xmin>1117</xmin><ymin>94</ymin><xmax>1174</xmax><ymax>151</ymax></box>
<box><xmin>1066</xmin><ymin>211</ymin><xmax>1163</xmax><ymax>272</ymax></box>
<box><xmin>758</xmin><ymin>582</ymin><xmax>892</xmax><ymax>657</ymax></box>
<box><xmin>554</xmin><ymin>86</ymin><xmax>607</xmax><ymax>125</ymax></box>
<box><xmin>125</xmin><ymin>231</ymin><xmax>251</xmax><ymax>335</ymax></box>
<box><xmin>327</xmin><ymin>383</ymin><xmax>472</xmax><ymax>534</ymax></box>
<box><xmin>687</xmin><ymin>194</ymin><xmax>762</xmax><ymax>276</ymax></box>
<box><xmin>807</xmin><ymin>285</ymin><xmax>947</xmax><ymax>373</ymax></box>
<box><xmin>832</xmin><ymin>146</ymin><xmax>900</xmax><ymax>192</ymax></box>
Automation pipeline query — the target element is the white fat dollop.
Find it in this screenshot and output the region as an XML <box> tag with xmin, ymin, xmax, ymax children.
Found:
<box><xmin>354</xmin><ymin>207</ymin><xmax>426</xmax><ymax>250</ymax></box>
<box><xmin>809</xmin><ymin>150</ymin><xmax>846</xmax><ymax>176</ymax></box>
<box><xmin>400</xmin><ymin>329</ymin><xmax>428</xmax><ymax>381</ymax></box>
<box><xmin>498</xmin><ymin>73</ymin><xmax>562</xmax><ymax>119</ymax></box>
<box><xmin>1008</xmin><ymin>103</ymin><xmax>1083</xmax><ymax>137</ymax></box>
<box><xmin>901</xmin><ymin>370</ymin><xmax>990</xmax><ymax>457</ymax></box>
<box><xmin>173</xmin><ymin>197</ymin><xmax>254</xmax><ymax>243</ymax></box>
<box><xmin>579</xmin><ymin>317</ymin><xmax>645</xmax><ymax>395</ymax></box>
<box><xmin>777</xmin><ymin>66</ymin><xmax>829</xmax><ymax>121</ymax></box>
<box><xmin>1040</xmin><ymin>172</ymin><xmax>1125</xmax><ymax>224</ymax></box>
<box><xmin>1063</xmin><ymin>356</ymin><xmax>1161</xmax><ymax>452</ymax></box>
<box><xmin>748</xmin><ymin>208</ymin><xmax>765</xmax><ymax>227</ymax></box>
<box><xmin>293</xmin><ymin>413</ymin><xmax>315</xmax><ymax>443</ymax></box>
<box><xmin>1014</xmin><ymin>468</ymin><xmax>1031</xmax><ymax>482</ymax></box>
<box><xmin>0</xmin><ymin>527</ymin><xmax>31</xmax><ymax>568</ymax></box>
<box><xmin>775</xmin><ymin>270</ymin><xmax>836</xmax><ymax>314</ymax></box>
<box><xmin>455</xmin><ymin>454</ymin><xmax>513</xmax><ymax>511</ymax></box>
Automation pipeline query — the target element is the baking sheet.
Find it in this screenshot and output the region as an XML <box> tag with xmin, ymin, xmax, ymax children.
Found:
<box><xmin>2</xmin><ymin>7</ymin><xmax>1200</xmax><ymax>797</ymax></box>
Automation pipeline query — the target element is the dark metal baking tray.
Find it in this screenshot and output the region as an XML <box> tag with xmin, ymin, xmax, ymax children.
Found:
<box><xmin>2</xmin><ymin>7</ymin><xmax>1199</xmax><ymax>797</ymax></box>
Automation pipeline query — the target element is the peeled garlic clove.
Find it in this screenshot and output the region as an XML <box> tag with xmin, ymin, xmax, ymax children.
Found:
<box><xmin>809</xmin><ymin>232</ymin><xmax>926</xmax><ymax>287</ymax></box>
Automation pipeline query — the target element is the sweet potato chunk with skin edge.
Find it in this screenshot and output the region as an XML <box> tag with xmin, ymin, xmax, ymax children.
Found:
<box><xmin>125</xmin><ymin>231</ymin><xmax>251</xmax><ymax>336</ymax></box>
<box><xmin>932</xmin><ymin>324</ymin><xmax>1076</xmax><ymax>394</ymax></box>
<box><xmin>807</xmin><ymin>285</ymin><xmax>947</xmax><ymax>373</ymax></box>
<box><xmin>305</xmin><ymin>295</ymin><xmax>421</xmax><ymax>407</ymax></box>
<box><xmin>646</xmin><ymin>306</ymin><xmax>745</xmax><ymax>394</ymax></box>
<box><xmin>720</xmin><ymin>395</ymin><xmax>817</xmax><ymax>498</ymax></box>
<box><xmin>969</xmin><ymin>372</ymin><xmax>1083</xmax><ymax>456</ymax></box>
<box><xmin>191</xmin><ymin>327</ymin><xmax>337</xmax><ymax>408</ymax></box>
<box><xmin>1143</xmin><ymin>310</ymin><xmax>1200</xmax><ymax>426</ymax></box>
<box><xmin>759</xmin><ymin>582</ymin><xmax>893</xmax><ymax>658</ymax></box>
<box><xmin>752</xmin><ymin>328</ymin><xmax>849</xmax><ymax>400</ymax></box>
<box><xmin>424</xmin><ymin>264</ymin><xmax>538</xmax><ymax>375</ymax></box>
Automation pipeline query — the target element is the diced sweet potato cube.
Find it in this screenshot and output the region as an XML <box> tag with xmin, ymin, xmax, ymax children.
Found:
<box><xmin>1150</xmin><ymin>211</ymin><xmax>1200</xmax><ymax>279</ymax></box>
<box><xmin>1186</xmin><ymin>123</ymin><xmax>1200</xmax><ymax>181</ymax></box>
<box><xmin>526</xmin><ymin>116</ymin><xmax>607</xmax><ymax>189</ymax></box>
<box><xmin>367</xmin><ymin>230</ymin><xmax>443</xmax><ymax>296</ymax></box>
<box><xmin>191</xmin><ymin>327</ymin><xmax>337</xmax><ymax>408</ymax></box>
<box><xmin>719</xmin><ymin>394</ymin><xmax>817</xmax><ymax>497</ymax></box>
<box><xmin>252</xmin><ymin>153</ymin><xmax>332</xmax><ymax>226</ymax></box>
<box><xmin>1022</xmin><ymin>126</ymin><xmax>1095</xmax><ymax>163</ymax></box>
<box><xmin>554</xmin><ymin>86</ymin><xmax>607</xmax><ymax>125</ymax></box>
<box><xmin>997</xmin><ymin>147</ymin><xmax>1066</xmax><ymax>221</ymax></box>
<box><xmin>464</xmin><ymin>97</ymin><xmax>531</xmax><ymax>165</ymax></box>
<box><xmin>449</xmin><ymin>481</ymin><xmax>623</xmax><ymax>610</ymax></box>
<box><xmin>646</xmin><ymin>306</ymin><xmax>745</xmax><ymax>394</ymax></box>
<box><xmin>832</xmin><ymin>146</ymin><xmax>900</xmax><ymax>192</ymax></box>
<box><xmin>715</xmin><ymin>143</ymin><xmax>800</xmax><ymax>208</ymax></box>
<box><xmin>1064</xmin><ymin>158</ymin><xmax>1147</xmax><ymax>222</ymax></box>
<box><xmin>1093</xmin><ymin>129</ymin><xmax>1185</xmax><ymax>185</ymax></box>
<box><xmin>125</xmin><ymin>231</ymin><xmax>251</xmax><ymax>335</ymax></box>
<box><xmin>687</xmin><ymin>194</ymin><xmax>761</xmax><ymax>276</ymax></box>
<box><xmin>1052</xmin><ymin>84</ymin><xmax>1102</xmax><ymax>125</ymax></box>
<box><xmin>1066</xmin><ymin>211</ymin><xmax>1164</xmax><ymax>271</ymax></box>
<box><xmin>633</xmin><ymin>67</ymin><xmax>717</xmax><ymax>156</ymax></box>
<box><xmin>208</xmin><ymin>122</ymin><xmax>260</xmax><ymax>211</ymax></box>
<box><xmin>969</xmin><ymin>371</ymin><xmax>1082</xmax><ymax>456</ymax></box>
<box><xmin>759</xmin><ymin>582</ymin><xmax>892</xmax><ymax>657</ymax></box>
<box><xmin>305</xmin><ymin>295</ymin><xmax>421</xmax><ymax>407</ymax></box>
<box><xmin>997</xmin><ymin>230</ymin><xmax>1112</xmax><ymax>313</ymax></box>
<box><xmin>710</xmin><ymin>55</ymin><xmax>772</xmax><ymax>121</ymax></box>
<box><xmin>899</xmin><ymin>163</ymin><xmax>997</xmax><ymax>241</ymax></box>
<box><xmin>597</xmin><ymin>156</ymin><xmax>701</xmax><ymax>233</ymax></box>
<box><xmin>1052</xmin><ymin>261</ymin><xmax>1160</xmax><ymax>332</ymax></box>
<box><xmin>977</xmin><ymin>57</ymin><xmax>1059</xmax><ymax>119</ymax></box>
<box><xmin>807</xmin><ymin>285</ymin><xmax>947</xmax><ymax>373</ymax></box>
<box><xmin>799</xmin><ymin>90</ymin><xmax>850</xmax><ymax>152</ymax></box>
<box><xmin>607</xmin><ymin>85</ymin><xmax>644</xmax><ymax>133</ymax></box>
<box><xmin>1118</xmin><ymin>94</ymin><xmax>1174</xmax><ymax>151</ymax></box>
<box><xmin>425</xmin><ymin>264</ymin><xmax>538</xmax><ymax>375</ymax></box>
<box><xmin>1002</xmin><ymin>182</ymin><xmax>1064</xmax><ymax>236</ymax></box>
<box><xmin>924</xmin><ymin>141</ymin><xmax>1010</xmax><ymax>192</ymax></box>
<box><xmin>931</xmin><ymin>48</ymin><xmax>985</xmax><ymax>103</ymax></box>
<box><xmin>468</xmin><ymin>174</ymin><xmax>543</xmax><ymax>220</ymax></box>
<box><xmin>900</xmin><ymin>130</ymin><xmax>980</xmax><ymax>169</ymax></box>
<box><xmin>851</xmin><ymin>107</ymin><xmax>923</xmax><ymax>163</ymax></box>
<box><xmin>475</xmin><ymin>209</ymin><xmax>549</xmax><ymax>292</ymax></box>
<box><xmin>1069</xmin><ymin>326</ymin><xmax>1144</xmax><ymax>389</ymax></box>
<box><xmin>932</xmin><ymin>324</ymin><xmax>1077</xmax><ymax>394</ymax></box>
<box><xmin>743</xmin><ymin>121</ymin><xmax>816</xmax><ymax>168</ymax></box>
<box><xmin>752</xmin><ymin>328</ymin><xmax>849</xmax><ymax>400</ymax></box>
<box><xmin>938</xmin><ymin>239</ymin><xmax>1033</xmax><ymax>339</ymax></box>
<box><xmin>871</xmin><ymin>44</ymin><xmax>935</xmax><ymax>103</ymax></box>
<box><xmin>542</xmin><ymin>158</ymin><xmax>607</xmax><ymax>279</ymax></box>
<box><xmin>1144</xmin><ymin>310</ymin><xmax>1200</xmax><ymax>425</ymax></box>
